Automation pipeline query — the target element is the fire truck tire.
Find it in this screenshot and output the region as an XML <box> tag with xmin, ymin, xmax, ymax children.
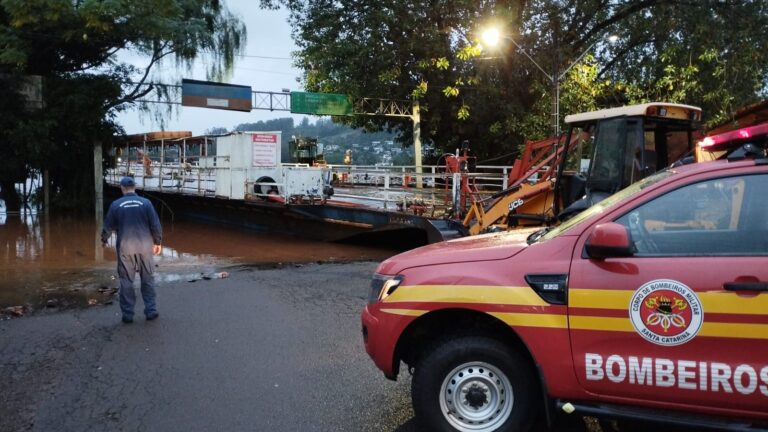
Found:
<box><xmin>412</xmin><ymin>336</ymin><xmax>540</xmax><ymax>432</ymax></box>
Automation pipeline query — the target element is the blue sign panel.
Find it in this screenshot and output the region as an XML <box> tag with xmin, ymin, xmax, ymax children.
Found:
<box><xmin>181</xmin><ymin>79</ymin><xmax>252</xmax><ymax>112</ymax></box>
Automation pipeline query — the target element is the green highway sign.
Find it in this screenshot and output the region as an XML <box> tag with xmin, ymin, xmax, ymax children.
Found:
<box><xmin>290</xmin><ymin>91</ymin><xmax>352</xmax><ymax>116</ymax></box>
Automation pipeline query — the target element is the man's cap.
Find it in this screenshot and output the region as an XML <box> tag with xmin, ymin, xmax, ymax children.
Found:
<box><xmin>119</xmin><ymin>177</ymin><xmax>136</xmax><ymax>188</ymax></box>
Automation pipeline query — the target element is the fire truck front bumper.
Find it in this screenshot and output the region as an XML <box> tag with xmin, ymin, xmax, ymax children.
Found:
<box><xmin>361</xmin><ymin>304</ymin><xmax>404</xmax><ymax>380</ymax></box>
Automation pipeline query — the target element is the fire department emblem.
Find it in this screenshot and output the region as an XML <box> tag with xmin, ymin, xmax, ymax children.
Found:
<box><xmin>629</xmin><ymin>279</ymin><xmax>703</xmax><ymax>346</ymax></box>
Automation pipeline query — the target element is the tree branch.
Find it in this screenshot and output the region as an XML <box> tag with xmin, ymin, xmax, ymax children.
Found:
<box><xmin>107</xmin><ymin>41</ymin><xmax>175</xmax><ymax>109</ymax></box>
<box><xmin>72</xmin><ymin>44</ymin><xmax>127</xmax><ymax>73</ymax></box>
<box><xmin>596</xmin><ymin>37</ymin><xmax>657</xmax><ymax>79</ymax></box>
<box><xmin>571</xmin><ymin>0</ymin><xmax>674</xmax><ymax>52</ymax></box>
<box><xmin>124</xmin><ymin>41</ymin><xmax>170</xmax><ymax>99</ymax></box>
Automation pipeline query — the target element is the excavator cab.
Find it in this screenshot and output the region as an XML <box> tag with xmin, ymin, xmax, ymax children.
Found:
<box><xmin>558</xmin><ymin>103</ymin><xmax>702</xmax><ymax>219</ymax></box>
<box><xmin>289</xmin><ymin>136</ymin><xmax>324</xmax><ymax>165</ymax></box>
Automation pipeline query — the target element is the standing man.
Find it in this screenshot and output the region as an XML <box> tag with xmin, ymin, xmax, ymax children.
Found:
<box><xmin>101</xmin><ymin>177</ymin><xmax>163</xmax><ymax>323</ymax></box>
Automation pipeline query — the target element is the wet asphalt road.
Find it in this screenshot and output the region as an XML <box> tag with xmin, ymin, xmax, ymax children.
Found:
<box><xmin>0</xmin><ymin>261</ymin><xmax>722</xmax><ymax>432</ymax></box>
<box><xmin>0</xmin><ymin>262</ymin><xmax>419</xmax><ymax>432</ymax></box>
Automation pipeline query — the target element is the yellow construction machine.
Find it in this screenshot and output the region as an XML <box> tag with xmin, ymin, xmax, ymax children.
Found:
<box><xmin>463</xmin><ymin>102</ymin><xmax>704</xmax><ymax>235</ymax></box>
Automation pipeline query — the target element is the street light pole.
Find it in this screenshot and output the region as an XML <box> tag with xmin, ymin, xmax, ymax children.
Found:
<box><xmin>482</xmin><ymin>28</ymin><xmax>617</xmax><ymax>137</ymax></box>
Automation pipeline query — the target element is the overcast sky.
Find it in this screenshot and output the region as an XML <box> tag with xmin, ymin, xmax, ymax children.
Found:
<box><xmin>116</xmin><ymin>2</ymin><xmax>310</xmax><ymax>135</ymax></box>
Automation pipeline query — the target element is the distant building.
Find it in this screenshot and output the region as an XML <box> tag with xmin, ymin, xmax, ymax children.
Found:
<box><xmin>377</xmin><ymin>151</ymin><xmax>393</xmax><ymax>167</ymax></box>
<box><xmin>422</xmin><ymin>143</ymin><xmax>437</xmax><ymax>158</ymax></box>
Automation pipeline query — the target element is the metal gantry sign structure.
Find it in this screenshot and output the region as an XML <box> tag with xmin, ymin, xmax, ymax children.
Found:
<box><xmin>178</xmin><ymin>81</ymin><xmax>423</xmax><ymax>183</ymax></box>
<box><xmin>352</xmin><ymin>97</ymin><xmax>423</xmax><ymax>182</ymax></box>
<box><xmin>253</xmin><ymin>91</ymin><xmax>290</xmax><ymax>112</ymax></box>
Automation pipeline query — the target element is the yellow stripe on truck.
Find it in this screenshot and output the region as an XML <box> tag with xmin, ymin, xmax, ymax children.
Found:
<box><xmin>570</xmin><ymin>289</ymin><xmax>768</xmax><ymax>315</ymax></box>
<box><xmin>570</xmin><ymin>316</ymin><xmax>633</xmax><ymax>332</ymax></box>
<box><xmin>490</xmin><ymin>312</ymin><xmax>568</xmax><ymax>329</ymax></box>
<box><xmin>379</xmin><ymin>308</ymin><xmax>427</xmax><ymax>317</ymax></box>
<box><xmin>570</xmin><ymin>316</ymin><xmax>768</xmax><ymax>340</ymax></box>
<box><xmin>699</xmin><ymin>323</ymin><xmax>768</xmax><ymax>340</ymax></box>
<box><xmin>381</xmin><ymin>309</ymin><xmax>768</xmax><ymax>340</ymax></box>
<box><xmin>384</xmin><ymin>285</ymin><xmax>549</xmax><ymax>306</ymax></box>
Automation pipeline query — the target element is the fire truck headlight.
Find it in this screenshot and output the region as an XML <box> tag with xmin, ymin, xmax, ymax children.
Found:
<box><xmin>368</xmin><ymin>274</ymin><xmax>404</xmax><ymax>304</ymax></box>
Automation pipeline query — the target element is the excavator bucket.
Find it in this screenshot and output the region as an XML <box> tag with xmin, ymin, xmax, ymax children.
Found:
<box><xmin>427</xmin><ymin>218</ymin><xmax>470</xmax><ymax>242</ymax></box>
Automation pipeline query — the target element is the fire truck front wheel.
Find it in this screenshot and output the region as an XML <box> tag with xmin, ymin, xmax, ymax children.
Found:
<box><xmin>412</xmin><ymin>335</ymin><xmax>540</xmax><ymax>432</ymax></box>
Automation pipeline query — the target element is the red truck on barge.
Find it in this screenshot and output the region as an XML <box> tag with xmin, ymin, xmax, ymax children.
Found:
<box><xmin>362</xmin><ymin>125</ymin><xmax>768</xmax><ymax>432</ymax></box>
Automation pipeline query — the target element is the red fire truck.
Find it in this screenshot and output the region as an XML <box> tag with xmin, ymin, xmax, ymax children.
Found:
<box><xmin>362</xmin><ymin>125</ymin><xmax>768</xmax><ymax>431</ymax></box>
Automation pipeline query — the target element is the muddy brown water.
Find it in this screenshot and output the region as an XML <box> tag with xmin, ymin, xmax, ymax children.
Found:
<box><xmin>0</xmin><ymin>213</ymin><xmax>398</xmax><ymax>316</ymax></box>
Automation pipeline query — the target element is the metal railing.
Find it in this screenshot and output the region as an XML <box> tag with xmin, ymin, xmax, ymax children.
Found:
<box><xmin>323</xmin><ymin>164</ymin><xmax>517</xmax><ymax>213</ymax></box>
<box><xmin>106</xmin><ymin>160</ymin><xmax>530</xmax><ymax>218</ymax></box>
<box><xmin>106</xmin><ymin>159</ymin><xmax>225</xmax><ymax>197</ymax></box>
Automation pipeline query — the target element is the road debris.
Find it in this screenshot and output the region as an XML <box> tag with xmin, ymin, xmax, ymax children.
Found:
<box><xmin>187</xmin><ymin>271</ymin><xmax>230</xmax><ymax>283</ymax></box>
<box><xmin>3</xmin><ymin>305</ymin><xmax>26</xmax><ymax>317</ymax></box>
<box><xmin>97</xmin><ymin>286</ymin><xmax>118</xmax><ymax>295</ymax></box>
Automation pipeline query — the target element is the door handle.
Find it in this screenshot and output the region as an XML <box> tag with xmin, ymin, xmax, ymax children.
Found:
<box><xmin>724</xmin><ymin>282</ymin><xmax>768</xmax><ymax>292</ymax></box>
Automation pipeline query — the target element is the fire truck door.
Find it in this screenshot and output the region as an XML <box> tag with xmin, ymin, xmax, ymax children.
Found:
<box><xmin>568</xmin><ymin>172</ymin><xmax>768</xmax><ymax>413</ymax></box>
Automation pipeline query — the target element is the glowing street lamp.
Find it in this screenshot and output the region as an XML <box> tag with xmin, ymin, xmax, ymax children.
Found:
<box><xmin>481</xmin><ymin>28</ymin><xmax>502</xmax><ymax>47</ymax></box>
<box><xmin>481</xmin><ymin>27</ymin><xmax>618</xmax><ymax>136</ymax></box>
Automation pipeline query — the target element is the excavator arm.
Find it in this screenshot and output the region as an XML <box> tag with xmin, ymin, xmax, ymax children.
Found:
<box><xmin>464</xmin><ymin>181</ymin><xmax>557</xmax><ymax>235</ymax></box>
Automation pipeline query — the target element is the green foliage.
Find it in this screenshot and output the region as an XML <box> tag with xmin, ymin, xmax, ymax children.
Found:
<box><xmin>457</xmin><ymin>104</ymin><xmax>470</xmax><ymax>121</ymax></box>
<box><xmin>457</xmin><ymin>44</ymin><xmax>483</xmax><ymax>61</ymax></box>
<box><xmin>601</xmin><ymin>1</ymin><xmax>768</xmax><ymax>127</ymax></box>
<box><xmin>442</xmin><ymin>86</ymin><xmax>460</xmax><ymax>98</ymax></box>
<box><xmin>1</xmin><ymin>0</ymin><xmax>246</xmax><ymax>80</ymax></box>
<box><xmin>411</xmin><ymin>81</ymin><xmax>428</xmax><ymax>99</ymax></box>
<box><xmin>435</xmin><ymin>57</ymin><xmax>450</xmax><ymax>70</ymax></box>
<box><xmin>0</xmin><ymin>0</ymin><xmax>246</xmax><ymax>211</ymax></box>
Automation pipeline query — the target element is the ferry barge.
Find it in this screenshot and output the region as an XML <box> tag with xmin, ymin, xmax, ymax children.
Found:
<box><xmin>105</xmin><ymin>131</ymin><xmax>482</xmax><ymax>247</ymax></box>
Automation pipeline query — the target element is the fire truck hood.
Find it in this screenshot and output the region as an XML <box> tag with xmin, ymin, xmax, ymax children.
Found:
<box><xmin>377</xmin><ymin>227</ymin><xmax>538</xmax><ymax>274</ymax></box>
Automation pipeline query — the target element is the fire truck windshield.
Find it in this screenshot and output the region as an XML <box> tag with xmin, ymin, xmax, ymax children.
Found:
<box><xmin>540</xmin><ymin>170</ymin><xmax>675</xmax><ymax>242</ymax></box>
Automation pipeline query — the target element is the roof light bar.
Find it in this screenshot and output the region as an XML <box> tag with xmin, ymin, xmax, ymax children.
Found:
<box><xmin>699</xmin><ymin>123</ymin><xmax>768</xmax><ymax>151</ymax></box>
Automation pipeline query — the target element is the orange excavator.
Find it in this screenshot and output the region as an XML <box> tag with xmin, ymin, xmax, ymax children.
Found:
<box><xmin>461</xmin><ymin>102</ymin><xmax>704</xmax><ymax>235</ymax></box>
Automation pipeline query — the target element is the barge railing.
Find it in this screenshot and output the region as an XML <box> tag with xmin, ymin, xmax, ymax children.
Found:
<box><xmin>105</xmin><ymin>132</ymin><xmax>549</xmax><ymax>219</ymax></box>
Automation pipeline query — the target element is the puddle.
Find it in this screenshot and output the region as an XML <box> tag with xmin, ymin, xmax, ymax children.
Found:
<box><xmin>0</xmin><ymin>212</ymin><xmax>397</xmax><ymax>317</ymax></box>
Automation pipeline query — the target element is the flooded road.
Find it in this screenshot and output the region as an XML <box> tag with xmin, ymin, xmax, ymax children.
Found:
<box><xmin>0</xmin><ymin>212</ymin><xmax>397</xmax><ymax>315</ymax></box>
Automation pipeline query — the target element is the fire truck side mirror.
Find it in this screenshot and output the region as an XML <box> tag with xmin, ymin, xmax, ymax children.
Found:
<box><xmin>585</xmin><ymin>222</ymin><xmax>634</xmax><ymax>260</ymax></box>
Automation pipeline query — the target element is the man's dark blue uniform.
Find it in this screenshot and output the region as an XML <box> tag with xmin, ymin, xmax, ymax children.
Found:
<box><xmin>101</xmin><ymin>177</ymin><xmax>163</xmax><ymax>323</ymax></box>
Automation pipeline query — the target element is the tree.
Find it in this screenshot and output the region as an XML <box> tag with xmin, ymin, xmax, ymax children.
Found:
<box><xmin>235</xmin><ymin>117</ymin><xmax>295</xmax><ymax>134</ymax></box>
<box><xmin>205</xmin><ymin>127</ymin><xmax>229</xmax><ymax>135</ymax></box>
<box><xmin>602</xmin><ymin>1</ymin><xmax>768</xmax><ymax>126</ymax></box>
<box><xmin>261</xmin><ymin>0</ymin><xmax>768</xmax><ymax>163</ymax></box>
<box><xmin>0</xmin><ymin>74</ymin><xmax>48</xmax><ymax>210</ymax></box>
<box><xmin>0</xmin><ymin>0</ymin><xmax>246</xmax><ymax>211</ymax></box>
